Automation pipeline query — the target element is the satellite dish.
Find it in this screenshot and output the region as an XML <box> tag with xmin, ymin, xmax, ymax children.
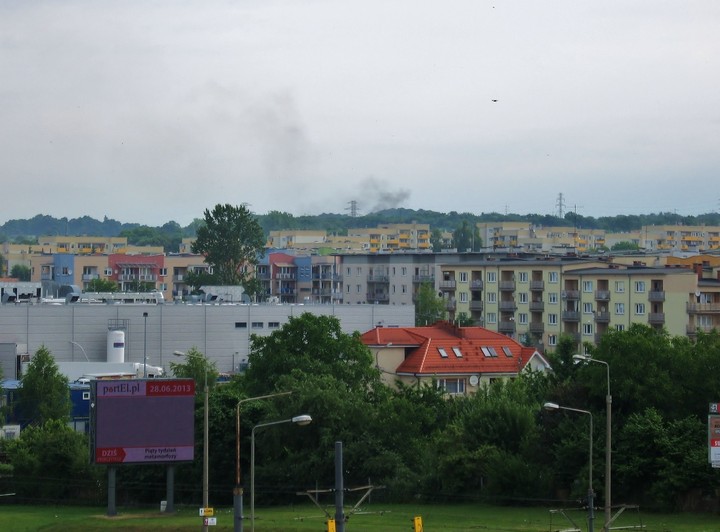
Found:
<box><xmin>469</xmin><ymin>375</ymin><xmax>479</xmax><ymax>386</ymax></box>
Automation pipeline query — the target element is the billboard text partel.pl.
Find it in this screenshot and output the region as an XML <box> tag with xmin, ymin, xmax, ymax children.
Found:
<box><xmin>91</xmin><ymin>379</ymin><xmax>195</xmax><ymax>465</ymax></box>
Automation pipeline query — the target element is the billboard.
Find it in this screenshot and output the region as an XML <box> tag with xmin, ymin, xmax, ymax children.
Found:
<box><xmin>91</xmin><ymin>379</ymin><xmax>195</xmax><ymax>465</ymax></box>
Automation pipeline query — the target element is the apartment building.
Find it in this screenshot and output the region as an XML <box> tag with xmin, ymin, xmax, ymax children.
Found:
<box><xmin>435</xmin><ymin>258</ymin><xmax>699</xmax><ymax>351</ymax></box>
<box><xmin>347</xmin><ymin>223</ymin><xmax>431</xmax><ymax>253</ymax></box>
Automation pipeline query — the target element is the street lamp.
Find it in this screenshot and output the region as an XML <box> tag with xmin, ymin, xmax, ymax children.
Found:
<box><xmin>574</xmin><ymin>353</ymin><xmax>611</xmax><ymax>532</ymax></box>
<box><xmin>142</xmin><ymin>312</ymin><xmax>149</xmax><ymax>378</ymax></box>
<box><xmin>173</xmin><ymin>350</ymin><xmax>210</xmax><ymax>532</ymax></box>
<box><xmin>69</xmin><ymin>340</ymin><xmax>90</xmax><ymax>362</ymax></box>
<box><xmin>251</xmin><ymin>415</ymin><xmax>312</xmax><ymax>532</ymax></box>
<box><xmin>234</xmin><ymin>392</ymin><xmax>293</xmax><ymax>532</ymax></box>
<box><xmin>544</xmin><ymin>402</ymin><xmax>594</xmax><ymax>532</ymax></box>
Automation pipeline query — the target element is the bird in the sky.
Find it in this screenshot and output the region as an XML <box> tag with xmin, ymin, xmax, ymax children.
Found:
<box><xmin>491</xmin><ymin>99</ymin><xmax>498</xmax><ymax>102</ymax></box>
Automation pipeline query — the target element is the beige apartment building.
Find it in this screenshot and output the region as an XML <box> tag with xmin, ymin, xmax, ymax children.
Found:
<box><xmin>436</xmin><ymin>257</ymin><xmax>701</xmax><ymax>351</ymax></box>
<box><xmin>347</xmin><ymin>223</ymin><xmax>431</xmax><ymax>253</ymax></box>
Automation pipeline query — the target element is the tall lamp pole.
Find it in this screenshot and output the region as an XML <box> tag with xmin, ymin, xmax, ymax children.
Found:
<box><xmin>544</xmin><ymin>402</ymin><xmax>594</xmax><ymax>532</ymax></box>
<box><xmin>173</xmin><ymin>350</ymin><xmax>210</xmax><ymax>532</ymax></box>
<box><xmin>251</xmin><ymin>415</ymin><xmax>312</xmax><ymax>532</ymax></box>
<box><xmin>234</xmin><ymin>391</ymin><xmax>293</xmax><ymax>532</ymax></box>
<box><xmin>575</xmin><ymin>354</ymin><xmax>611</xmax><ymax>532</ymax></box>
<box><xmin>142</xmin><ymin>312</ymin><xmax>149</xmax><ymax>378</ymax></box>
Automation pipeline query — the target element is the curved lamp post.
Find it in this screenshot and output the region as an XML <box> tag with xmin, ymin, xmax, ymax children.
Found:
<box><xmin>234</xmin><ymin>391</ymin><xmax>293</xmax><ymax>532</ymax></box>
<box><xmin>544</xmin><ymin>402</ymin><xmax>594</xmax><ymax>532</ymax></box>
<box><xmin>251</xmin><ymin>415</ymin><xmax>312</xmax><ymax>532</ymax></box>
<box><xmin>574</xmin><ymin>354</ymin><xmax>611</xmax><ymax>532</ymax></box>
<box><xmin>69</xmin><ymin>340</ymin><xmax>90</xmax><ymax>362</ymax></box>
<box><xmin>173</xmin><ymin>350</ymin><xmax>209</xmax><ymax>532</ymax></box>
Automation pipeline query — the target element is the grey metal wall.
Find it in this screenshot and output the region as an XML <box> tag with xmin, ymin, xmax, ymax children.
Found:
<box><xmin>0</xmin><ymin>303</ymin><xmax>414</xmax><ymax>379</ymax></box>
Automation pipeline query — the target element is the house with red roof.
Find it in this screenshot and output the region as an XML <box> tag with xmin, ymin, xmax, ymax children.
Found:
<box><xmin>360</xmin><ymin>321</ymin><xmax>551</xmax><ymax>396</ymax></box>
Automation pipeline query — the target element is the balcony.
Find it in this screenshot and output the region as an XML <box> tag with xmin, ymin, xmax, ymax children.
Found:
<box><xmin>648</xmin><ymin>291</ymin><xmax>665</xmax><ymax>302</ymax></box>
<box><xmin>499</xmin><ymin>281</ymin><xmax>516</xmax><ymax>291</ymax></box>
<box><xmin>529</xmin><ymin>280</ymin><xmax>545</xmax><ymax>291</ymax></box>
<box><xmin>499</xmin><ymin>301</ymin><xmax>517</xmax><ymax>312</ymax></box>
<box><xmin>648</xmin><ymin>313</ymin><xmax>665</xmax><ymax>325</ymax></box>
<box><xmin>367</xmin><ymin>293</ymin><xmax>389</xmax><ymax>301</ymax></box>
<box><xmin>469</xmin><ymin>300</ymin><xmax>484</xmax><ymax>311</ymax></box>
<box><xmin>687</xmin><ymin>303</ymin><xmax>720</xmax><ymax>314</ymax></box>
<box><xmin>470</xmin><ymin>280</ymin><xmax>484</xmax><ymax>290</ymax></box>
<box><xmin>413</xmin><ymin>275</ymin><xmax>435</xmax><ymax>284</ymax></box>
<box><xmin>368</xmin><ymin>275</ymin><xmax>389</xmax><ymax>283</ymax></box>
<box><xmin>529</xmin><ymin>322</ymin><xmax>544</xmax><ymax>334</ymax></box>
<box><xmin>498</xmin><ymin>320</ymin><xmax>516</xmax><ymax>333</ymax></box>
<box><xmin>119</xmin><ymin>274</ymin><xmax>136</xmax><ymax>281</ymax></box>
<box><xmin>82</xmin><ymin>274</ymin><xmax>99</xmax><ymax>281</ymax></box>
<box><xmin>562</xmin><ymin>311</ymin><xmax>580</xmax><ymax>322</ymax></box>
<box><xmin>529</xmin><ymin>301</ymin><xmax>544</xmax><ymax>312</ymax></box>
<box><xmin>595</xmin><ymin>290</ymin><xmax>611</xmax><ymax>301</ymax></box>
<box><xmin>275</xmin><ymin>273</ymin><xmax>297</xmax><ymax>280</ymax></box>
<box><xmin>439</xmin><ymin>280</ymin><xmax>456</xmax><ymax>290</ymax></box>
<box><xmin>561</xmin><ymin>290</ymin><xmax>580</xmax><ymax>300</ymax></box>
<box><xmin>594</xmin><ymin>311</ymin><xmax>610</xmax><ymax>323</ymax></box>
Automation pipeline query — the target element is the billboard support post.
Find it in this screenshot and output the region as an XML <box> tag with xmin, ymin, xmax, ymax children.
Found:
<box><xmin>107</xmin><ymin>466</ymin><xmax>117</xmax><ymax>517</ymax></box>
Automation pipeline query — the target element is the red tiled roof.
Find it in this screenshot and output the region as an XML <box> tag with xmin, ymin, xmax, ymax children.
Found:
<box><xmin>361</xmin><ymin>321</ymin><xmax>542</xmax><ymax>377</ymax></box>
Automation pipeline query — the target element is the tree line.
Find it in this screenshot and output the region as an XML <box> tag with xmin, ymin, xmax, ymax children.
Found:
<box><xmin>2</xmin><ymin>315</ymin><xmax>719</xmax><ymax>513</ymax></box>
<box><xmin>3</xmin><ymin>208</ymin><xmax>720</xmax><ymax>252</ymax></box>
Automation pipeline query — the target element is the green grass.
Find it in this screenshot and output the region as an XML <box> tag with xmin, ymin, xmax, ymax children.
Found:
<box><xmin>0</xmin><ymin>503</ymin><xmax>718</xmax><ymax>531</ymax></box>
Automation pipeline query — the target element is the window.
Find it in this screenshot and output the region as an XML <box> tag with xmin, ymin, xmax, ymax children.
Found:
<box><xmin>519</xmin><ymin>292</ymin><xmax>528</xmax><ymax>304</ymax></box>
<box><xmin>583</xmin><ymin>302</ymin><xmax>594</xmax><ymax>314</ymax></box>
<box><xmin>583</xmin><ymin>280</ymin><xmax>593</xmax><ymax>292</ymax></box>
<box><xmin>549</xmin><ymin>271</ymin><xmax>559</xmax><ymax>283</ymax></box>
<box><xmin>159</xmin><ymin>268</ymin><xmax>167</xmax><ymax>276</ymax></box>
<box><xmin>346</xmin><ymin>285</ymin><xmax>351</xmax><ymax>294</ymax></box>
<box><xmin>401</xmin><ymin>266</ymin><xmax>407</xmax><ymax>276</ymax></box>
<box><xmin>583</xmin><ymin>322</ymin><xmax>593</xmax><ymax>335</ymax></box>
<box><xmin>615</xmin><ymin>324</ymin><xmax>625</xmax><ymax>332</ymax></box>
<box><xmin>82</xmin><ymin>391</ymin><xmax>90</xmax><ymax>400</ymax></box>
<box><xmin>346</xmin><ymin>267</ymin><xmax>351</xmax><ymax>276</ymax></box>
<box><xmin>268</xmin><ymin>321</ymin><xmax>280</xmax><ymax>329</ymax></box>
<box><xmin>502</xmin><ymin>346</ymin><xmax>513</xmax><ymax>357</ymax></box>
<box><xmin>437</xmin><ymin>378</ymin><xmax>465</xmax><ymax>395</ymax></box>
<box><xmin>487</xmin><ymin>292</ymin><xmax>497</xmax><ymax>303</ymax></box>
<box><xmin>548</xmin><ymin>313</ymin><xmax>558</xmax><ymax>325</ymax></box>
<box><xmin>548</xmin><ymin>334</ymin><xmax>557</xmax><ymax>346</ymax></box>
<box><xmin>452</xmin><ymin>347</ymin><xmax>463</xmax><ymax>358</ymax></box>
<box><xmin>615</xmin><ymin>303</ymin><xmax>625</xmax><ymax>315</ymax></box>
<box><xmin>459</xmin><ymin>292</ymin><xmax>468</xmax><ymax>303</ymax></box>
<box><xmin>235</xmin><ymin>322</ymin><xmax>247</xmax><ymax>328</ymax></box>
<box><xmin>356</xmin><ymin>285</ymin><xmax>361</xmax><ymax>293</ymax></box>
<box><xmin>615</xmin><ymin>281</ymin><xmax>625</xmax><ymax>293</ymax></box>
<box><xmin>438</xmin><ymin>347</ymin><xmax>448</xmax><ymax>358</ymax></box>
<box><xmin>104</xmin><ymin>268</ymin><xmax>112</xmax><ymax>276</ymax></box>
<box><xmin>635</xmin><ymin>303</ymin><xmax>645</xmax><ymax>315</ymax></box>
<box><xmin>458</xmin><ymin>271</ymin><xmax>468</xmax><ymax>283</ymax></box>
<box><xmin>481</xmin><ymin>346</ymin><xmax>498</xmax><ymax>357</ymax></box>
<box><xmin>356</xmin><ymin>267</ymin><xmax>362</xmax><ymax>276</ymax></box>
<box><xmin>518</xmin><ymin>313</ymin><xmax>528</xmax><ymax>325</ymax></box>
<box><xmin>251</xmin><ymin>322</ymin><xmax>263</xmax><ymax>329</ymax></box>
<box><xmin>635</xmin><ymin>281</ymin><xmax>646</xmax><ymax>293</ymax></box>
<box><xmin>487</xmin><ymin>271</ymin><xmax>497</xmax><ymax>283</ymax></box>
<box><xmin>549</xmin><ymin>292</ymin><xmax>558</xmax><ymax>304</ymax></box>
<box><xmin>518</xmin><ymin>271</ymin><xmax>528</xmax><ymax>283</ymax></box>
<box><xmin>486</xmin><ymin>312</ymin><xmax>497</xmax><ymax>324</ymax></box>
<box><xmin>402</xmin><ymin>285</ymin><xmax>408</xmax><ymax>294</ymax></box>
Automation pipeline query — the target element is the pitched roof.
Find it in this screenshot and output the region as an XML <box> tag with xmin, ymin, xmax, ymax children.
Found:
<box><xmin>360</xmin><ymin>321</ymin><xmax>544</xmax><ymax>377</ymax></box>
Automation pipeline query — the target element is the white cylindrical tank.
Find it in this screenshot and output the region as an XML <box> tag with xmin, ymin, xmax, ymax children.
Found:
<box><xmin>107</xmin><ymin>330</ymin><xmax>125</xmax><ymax>363</ymax></box>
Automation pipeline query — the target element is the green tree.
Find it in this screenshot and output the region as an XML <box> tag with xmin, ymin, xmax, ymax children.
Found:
<box><xmin>191</xmin><ymin>204</ymin><xmax>265</xmax><ymax>285</ymax></box>
<box><xmin>169</xmin><ymin>346</ymin><xmax>219</xmax><ymax>391</ymax></box>
<box><xmin>455</xmin><ymin>312</ymin><xmax>474</xmax><ymax>326</ymax></box>
<box><xmin>10</xmin><ymin>264</ymin><xmax>31</xmax><ymax>281</ymax></box>
<box><xmin>86</xmin><ymin>278</ymin><xmax>118</xmax><ymax>292</ymax></box>
<box><xmin>452</xmin><ymin>220</ymin><xmax>482</xmax><ymax>252</ymax></box>
<box><xmin>430</xmin><ymin>228</ymin><xmax>444</xmax><ymax>252</ymax></box>
<box><xmin>611</xmin><ymin>241</ymin><xmax>640</xmax><ymax>251</ymax></box>
<box><xmin>243</xmin><ymin>313</ymin><xmax>377</xmax><ymax>397</ymax></box>
<box><xmin>2</xmin><ymin>420</ymin><xmax>103</xmax><ymax>502</ymax></box>
<box><xmin>19</xmin><ymin>346</ymin><xmax>71</xmax><ymax>424</ymax></box>
<box><xmin>415</xmin><ymin>282</ymin><xmax>446</xmax><ymax>326</ymax></box>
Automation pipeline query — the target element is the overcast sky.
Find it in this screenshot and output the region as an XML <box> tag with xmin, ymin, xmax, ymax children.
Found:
<box><xmin>2</xmin><ymin>1</ymin><xmax>719</xmax><ymax>227</ymax></box>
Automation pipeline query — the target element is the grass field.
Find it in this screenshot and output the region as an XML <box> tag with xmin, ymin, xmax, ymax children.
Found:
<box><xmin>0</xmin><ymin>502</ymin><xmax>718</xmax><ymax>532</ymax></box>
